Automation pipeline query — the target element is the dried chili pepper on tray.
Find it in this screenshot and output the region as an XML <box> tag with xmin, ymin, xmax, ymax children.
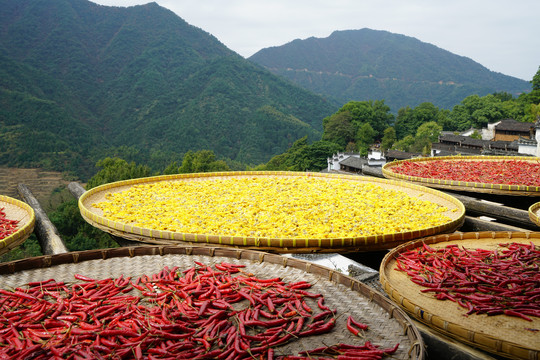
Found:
<box><xmin>0</xmin><ymin>261</ymin><xmax>399</xmax><ymax>359</ymax></box>
<box><xmin>391</xmin><ymin>159</ymin><xmax>540</xmax><ymax>187</ymax></box>
<box><xmin>395</xmin><ymin>242</ymin><xmax>540</xmax><ymax>321</ymax></box>
<box><xmin>0</xmin><ymin>207</ymin><xmax>19</xmax><ymax>240</ymax></box>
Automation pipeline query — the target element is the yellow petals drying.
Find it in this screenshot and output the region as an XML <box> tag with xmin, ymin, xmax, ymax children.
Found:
<box><xmin>93</xmin><ymin>176</ymin><xmax>450</xmax><ymax>239</ymax></box>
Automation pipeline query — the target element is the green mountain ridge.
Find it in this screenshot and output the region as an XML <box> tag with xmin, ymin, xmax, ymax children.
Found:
<box><xmin>0</xmin><ymin>0</ymin><xmax>336</xmax><ymax>178</ymax></box>
<box><xmin>249</xmin><ymin>29</ymin><xmax>530</xmax><ymax>111</ymax></box>
<box><xmin>1</xmin><ymin>1</ymin><xmax>533</xmax><ymax>179</ymax></box>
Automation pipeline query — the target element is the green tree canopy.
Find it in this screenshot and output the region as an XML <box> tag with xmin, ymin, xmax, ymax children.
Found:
<box><xmin>392</xmin><ymin>135</ymin><xmax>415</xmax><ymax>152</ymax></box>
<box><xmin>178</xmin><ymin>150</ymin><xmax>230</xmax><ymax>174</ymax></box>
<box><xmin>394</xmin><ymin>102</ymin><xmax>447</xmax><ymax>139</ymax></box>
<box><xmin>517</xmin><ymin>66</ymin><xmax>540</xmax><ymax>115</ymax></box>
<box><xmin>257</xmin><ymin>137</ymin><xmax>341</xmax><ymax>171</ymax></box>
<box><xmin>532</xmin><ymin>66</ymin><xmax>540</xmax><ymax>91</ymax></box>
<box><xmin>85</xmin><ymin>157</ymin><xmax>153</xmax><ymax>189</ymax></box>
<box><xmin>391</xmin><ymin>121</ymin><xmax>441</xmax><ymax>154</ymax></box>
<box><xmin>448</xmin><ymin>94</ymin><xmax>523</xmax><ymax>131</ymax></box>
<box><xmin>321</xmin><ymin>111</ymin><xmax>356</xmax><ymax>148</ymax></box>
<box><xmin>338</xmin><ymin>100</ymin><xmax>394</xmax><ymax>136</ymax></box>
<box><xmin>380</xmin><ymin>127</ymin><xmax>397</xmax><ymax>152</ymax></box>
<box><xmin>356</xmin><ymin>123</ymin><xmax>376</xmax><ymax>156</ymax></box>
<box><xmin>411</xmin><ymin>121</ymin><xmax>442</xmax><ymax>154</ymax></box>
<box><xmin>322</xmin><ymin>100</ymin><xmax>394</xmax><ymax>151</ymax></box>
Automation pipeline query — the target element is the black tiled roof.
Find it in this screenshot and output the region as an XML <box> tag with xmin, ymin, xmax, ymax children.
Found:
<box><xmin>495</xmin><ymin>119</ymin><xmax>534</xmax><ymax>132</ymax></box>
<box><xmin>438</xmin><ymin>134</ymin><xmax>466</xmax><ymax>144</ymax></box>
<box><xmin>488</xmin><ymin>140</ymin><xmax>519</xmax><ymax>150</ymax></box>
<box><xmin>339</xmin><ymin>156</ymin><xmax>367</xmax><ymax>169</ymax></box>
<box><xmin>385</xmin><ymin>150</ymin><xmax>421</xmax><ymax>160</ymax></box>
<box><xmin>438</xmin><ymin>134</ymin><xmax>484</xmax><ymax>147</ymax></box>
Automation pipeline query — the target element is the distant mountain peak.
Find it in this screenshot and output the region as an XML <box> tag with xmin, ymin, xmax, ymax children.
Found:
<box><xmin>249</xmin><ymin>28</ymin><xmax>530</xmax><ymax>111</ymax></box>
<box><xmin>0</xmin><ymin>0</ymin><xmax>337</xmax><ymax>175</ymax></box>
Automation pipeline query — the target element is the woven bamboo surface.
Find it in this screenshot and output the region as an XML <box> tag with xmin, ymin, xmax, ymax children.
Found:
<box><xmin>530</xmin><ymin>202</ymin><xmax>540</xmax><ymax>227</ymax></box>
<box><xmin>379</xmin><ymin>231</ymin><xmax>540</xmax><ymax>360</ymax></box>
<box><xmin>382</xmin><ymin>156</ymin><xmax>540</xmax><ymax>196</ymax></box>
<box><xmin>0</xmin><ymin>195</ymin><xmax>35</xmax><ymax>256</ymax></box>
<box><xmin>78</xmin><ymin>171</ymin><xmax>465</xmax><ymax>253</ymax></box>
<box><xmin>0</xmin><ymin>245</ymin><xmax>424</xmax><ymax>359</ymax></box>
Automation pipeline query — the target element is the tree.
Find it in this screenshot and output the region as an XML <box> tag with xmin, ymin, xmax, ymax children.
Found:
<box><xmin>258</xmin><ymin>137</ymin><xmax>341</xmax><ymax>171</ymax></box>
<box><xmin>470</xmin><ymin>130</ymin><xmax>482</xmax><ymax>139</ymax></box>
<box><xmin>392</xmin><ymin>135</ymin><xmax>415</xmax><ymax>152</ymax></box>
<box><xmin>178</xmin><ymin>150</ymin><xmax>230</xmax><ymax>173</ymax></box>
<box><xmin>394</xmin><ymin>106</ymin><xmax>413</xmax><ymax>139</ymax></box>
<box><xmin>381</xmin><ymin>127</ymin><xmax>397</xmax><ymax>152</ymax></box>
<box><xmin>530</xmin><ymin>104</ymin><xmax>540</xmax><ymax>122</ymax></box>
<box><xmin>411</xmin><ymin>121</ymin><xmax>442</xmax><ymax>154</ymax></box>
<box><xmin>448</xmin><ymin>94</ymin><xmax>518</xmax><ymax>131</ymax></box>
<box><xmin>321</xmin><ymin>111</ymin><xmax>356</xmax><ymax>148</ymax></box>
<box><xmin>163</xmin><ymin>161</ymin><xmax>180</xmax><ymax>175</ymax></box>
<box><xmin>371</xmin><ymin>100</ymin><xmax>395</xmax><ymax>136</ymax></box>
<box><xmin>518</xmin><ymin>66</ymin><xmax>540</xmax><ymax>109</ymax></box>
<box><xmin>336</xmin><ymin>101</ymin><xmax>393</xmax><ymax>138</ymax></box>
<box><xmin>86</xmin><ymin>157</ymin><xmax>152</xmax><ymax>189</ymax></box>
<box><xmin>532</xmin><ymin>66</ymin><xmax>540</xmax><ymax>91</ymax></box>
<box><xmin>394</xmin><ymin>102</ymin><xmax>441</xmax><ymax>139</ymax></box>
<box><xmin>321</xmin><ymin>100</ymin><xmax>394</xmax><ymax>151</ymax></box>
<box><xmin>356</xmin><ymin>123</ymin><xmax>376</xmax><ymax>155</ymax></box>
<box><xmin>492</xmin><ymin>92</ymin><xmax>514</xmax><ymax>102</ymax></box>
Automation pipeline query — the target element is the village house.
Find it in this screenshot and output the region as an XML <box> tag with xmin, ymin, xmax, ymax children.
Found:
<box><xmin>431</xmin><ymin>118</ymin><xmax>539</xmax><ymax>157</ymax></box>
<box><xmin>367</xmin><ymin>150</ymin><xmax>386</xmax><ymax>166</ymax></box>
<box><xmin>431</xmin><ymin>134</ymin><xmax>484</xmax><ymax>155</ymax></box>
<box><xmin>338</xmin><ymin>156</ymin><xmax>367</xmax><ymax>173</ymax></box>
<box><xmin>326</xmin><ymin>151</ymin><xmax>384</xmax><ymax>174</ymax></box>
<box><xmin>327</xmin><ymin>152</ymin><xmax>360</xmax><ymax>172</ymax></box>
<box><xmin>492</xmin><ymin>119</ymin><xmax>535</xmax><ymax>141</ymax></box>
<box><xmin>327</xmin><ymin>118</ymin><xmax>539</xmax><ymax>175</ymax></box>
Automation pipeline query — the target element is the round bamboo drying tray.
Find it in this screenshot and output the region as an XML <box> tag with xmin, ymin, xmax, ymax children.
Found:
<box><xmin>0</xmin><ymin>195</ymin><xmax>35</xmax><ymax>256</ymax></box>
<box><xmin>379</xmin><ymin>231</ymin><xmax>540</xmax><ymax>360</ymax></box>
<box><xmin>382</xmin><ymin>155</ymin><xmax>540</xmax><ymax>196</ymax></box>
<box><xmin>530</xmin><ymin>202</ymin><xmax>540</xmax><ymax>227</ymax></box>
<box><xmin>0</xmin><ymin>245</ymin><xmax>425</xmax><ymax>359</ymax></box>
<box><xmin>78</xmin><ymin>171</ymin><xmax>465</xmax><ymax>253</ymax></box>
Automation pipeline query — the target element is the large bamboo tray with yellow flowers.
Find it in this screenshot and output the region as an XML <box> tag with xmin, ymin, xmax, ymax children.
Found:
<box><xmin>78</xmin><ymin>171</ymin><xmax>465</xmax><ymax>253</ymax></box>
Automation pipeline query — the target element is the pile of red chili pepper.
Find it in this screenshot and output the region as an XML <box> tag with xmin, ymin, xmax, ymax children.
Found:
<box><xmin>0</xmin><ymin>207</ymin><xmax>19</xmax><ymax>240</ymax></box>
<box><xmin>0</xmin><ymin>261</ymin><xmax>399</xmax><ymax>359</ymax></box>
<box><xmin>390</xmin><ymin>159</ymin><xmax>540</xmax><ymax>187</ymax></box>
<box><xmin>395</xmin><ymin>242</ymin><xmax>540</xmax><ymax>321</ymax></box>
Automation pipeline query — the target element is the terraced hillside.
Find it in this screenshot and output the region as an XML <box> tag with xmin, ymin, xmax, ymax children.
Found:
<box><xmin>0</xmin><ymin>168</ymin><xmax>69</xmax><ymax>206</ymax></box>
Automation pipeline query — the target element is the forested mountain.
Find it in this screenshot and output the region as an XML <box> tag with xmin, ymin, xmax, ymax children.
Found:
<box><xmin>0</xmin><ymin>0</ymin><xmax>337</xmax><ymax>178</ymax></box>
<box><xmin>249</xmin><ymin>29</ymin><xmax>530</xmax><ymax>112</ymax></box>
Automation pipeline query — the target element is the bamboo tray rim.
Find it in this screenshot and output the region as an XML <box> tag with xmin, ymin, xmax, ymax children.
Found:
<box><xmin>529</xmin><ymin>202</ymin><xmax>540</xmax><ymax>227</ymax></box>
<box><xmin>0</xmin><ymin>245</ymin><xmax>425</xmax><ymax>359</ymax></box>
<box><xmin>382</xmin><ymin>155</ymin><xmax>540</xmax><ymax>196</ymax></box>
<box><xmin>78</xmin><ymin>171</ymin><xmax>465</xmax><ymax>252</ymax></box>
<box><xmin>379</xmin><ymin>231</ymin><xmax>540</xmax><ymax>360</ymax></box>
<box><xmin>0</xmin><ymin>195</ymin><xmax>35</xmax><ymax>256</ymax></box>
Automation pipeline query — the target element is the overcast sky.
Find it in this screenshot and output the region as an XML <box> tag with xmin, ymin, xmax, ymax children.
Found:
<box><xmin>91</xmin><ymin>0</ymin><xmax>539</xmax><ymax>81</ymax></box>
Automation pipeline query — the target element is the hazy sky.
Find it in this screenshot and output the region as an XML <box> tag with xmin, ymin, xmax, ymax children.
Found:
<box><xmin>91</xmin><ymin>0</ymin><xmax>539</xmax><ymax>81</ymax></box>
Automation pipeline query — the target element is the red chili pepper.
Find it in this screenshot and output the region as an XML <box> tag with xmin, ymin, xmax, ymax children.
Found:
<box><xmin>392</xmin><ymin>159</ymin><xmax>540</xmax><ymax>187</ymax></box>
<box><xmin>0</xmin><ymin>208</ymin><xmax>19</xmax><ymax>240</ymax></box>
<box><xmin>395</xmin><ymin>242</ymin><xmax>540</xmax><ymax>321</ymax></box>
<box><xmin>0</xmin><ymin>261</ymin><xmax>398</xmax><ymax>359</ymax></box>
<box><xmin>348</xmin><ymin>315</ymin><xmax>369</xmax><ymax>332</ymax></box>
